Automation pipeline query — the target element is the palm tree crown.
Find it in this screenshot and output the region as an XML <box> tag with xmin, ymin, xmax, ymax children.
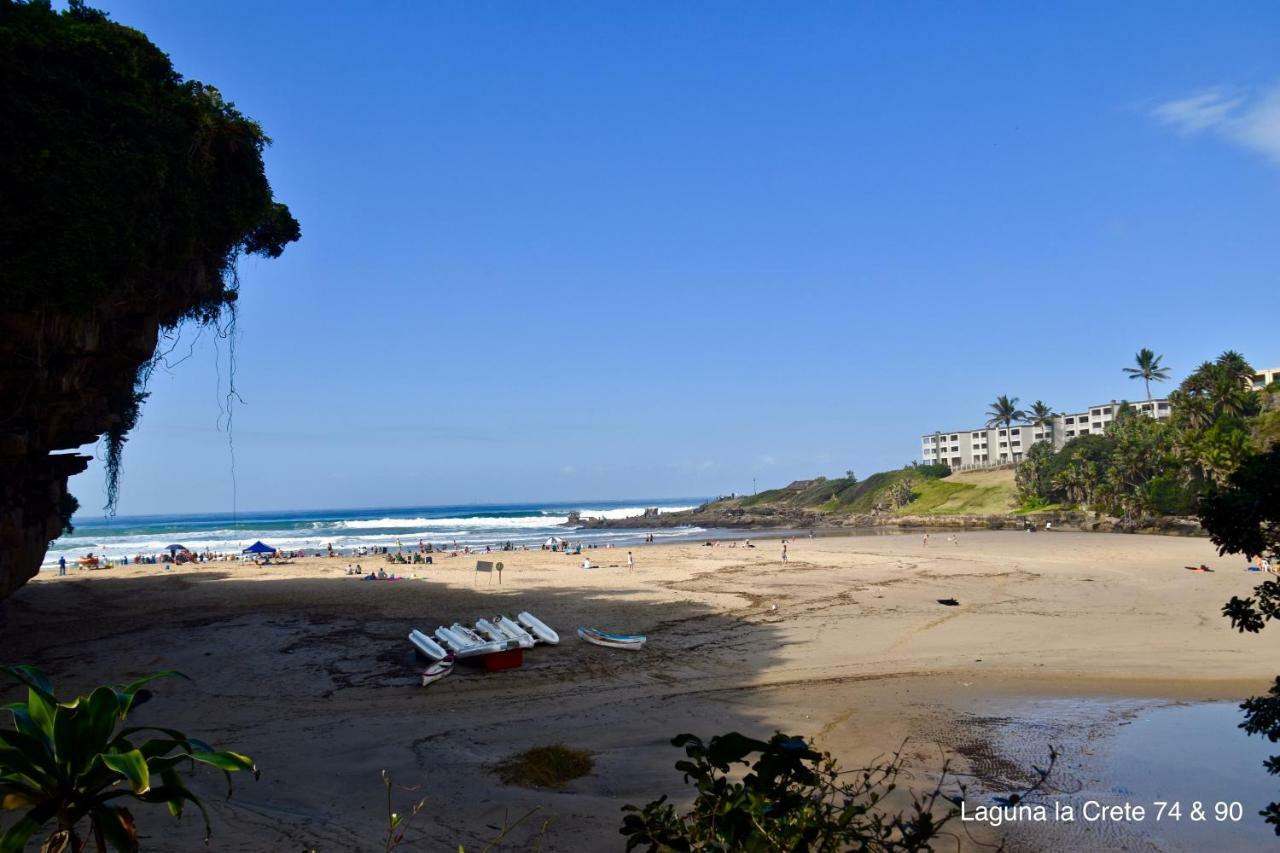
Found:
<box><xmin>1122</xmin><ymin>348</ymin><xmax>1171</xmax><ymax>400</ymax></box>
<box><xmin>985</xmin><ymin>395</ymin><xmax>1025</xmax><ymax>428</ymax></box>
<box><xmin>986</xmin><ymin>395</ymin><xmax>1027</xmax><ymax>462</ymax></box>
<box><xmin>1027</xmin><ymin>400</ymin><xmax>1057</xmax><ymax>428</ymax></box>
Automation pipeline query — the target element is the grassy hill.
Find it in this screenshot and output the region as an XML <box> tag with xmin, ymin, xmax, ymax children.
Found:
<box><xmin>897</xmin><ymin>468</ymin><xmax>1017</xmax><ymax>515</ymax></box>
<box><xmin>731</xmin><ymin>466</ymin><xmax>1018</xmax><ymax>518</ymax></box>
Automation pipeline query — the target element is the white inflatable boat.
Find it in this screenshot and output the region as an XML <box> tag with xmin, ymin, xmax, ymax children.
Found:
<box><xmin>408</xmin><ymin>629</ymin><xmax>449</xmax><ymax>661</ymax></box>
<box><xmin>477</xmin><ymin>617</ymin><xmax>536</xmax><ymax>649</ymax></box>
<box><xmin>434</xmin><ymin>625</ymin><xmax>505</xmax><ymax>658</ymax></box>
<box><xmin>517</xmin><ymin>611</ymin><xmax>560</xmax><ymax>645</ymax></box>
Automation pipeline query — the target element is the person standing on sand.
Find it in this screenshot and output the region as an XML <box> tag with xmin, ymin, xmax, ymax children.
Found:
<box><xmin>627</xmin><ymin>551</ymin><xmax>634</xmax><ymax>571</ymax></box>
<box><xmin>58</xmin><ymin>555</ymin><xmax>66</xmax><ymax>576</ymax></box>
<box><xmin>922</xmin><ymin>533</ymin><xmax>929</xmax><ymax>547</ymax></box>
<box><xmin>782</xmin><ymin>542</ymin><xmax>788</xmax><ymax>563</ymax></box>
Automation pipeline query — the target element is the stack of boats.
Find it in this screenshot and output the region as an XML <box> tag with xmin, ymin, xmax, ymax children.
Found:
<box><xmin>409</xmin><ymin>610</ymin><xmax>558</xmax><ymax>663</ymax></box>
<box><xmin>409</xmin><ymin>612</ymin><xmax>649</xmax><ymax>687</ymax></box>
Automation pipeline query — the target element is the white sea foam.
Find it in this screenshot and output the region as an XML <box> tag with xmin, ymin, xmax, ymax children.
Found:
<box><xmin>334</xmin><ymin>515</ymin><xmax>567</xmax><ymax>530</ymax></box>
<box><xmin>41</xmin><ymin>503</ymin><xmax>707</xmax><ymax>567</ymax></box>
<box><xmin>567</xmin><ymin>505</ymin><xmax>697</xmax><ymax>520</ymax></box>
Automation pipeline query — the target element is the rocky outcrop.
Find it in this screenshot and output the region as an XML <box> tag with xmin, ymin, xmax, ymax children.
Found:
<box><xmin>0</xmin><ymin>306</ymin><xmax>172</xmax><ymax>599</ymax></box>
<box><xmin>575</xmin><ymin>502</ymin><xmax>1205</xmax><ymax>538</ymax></box>
<box><xmin>1</xmin><ymin>2</ymin><xmax>299</xmax><ymax>600</ymax></box>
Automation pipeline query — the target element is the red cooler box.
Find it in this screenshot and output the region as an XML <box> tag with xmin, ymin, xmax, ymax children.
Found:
<box><xmin>480</xmin><ymin>648</ymin><xmax>523</xmax><ymax>671</ymax></box>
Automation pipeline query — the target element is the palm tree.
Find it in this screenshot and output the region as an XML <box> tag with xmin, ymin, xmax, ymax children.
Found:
<box><xmin>1215</xmin><ymin>350</ymin><xmax>1254</xmax><ymax>385</ymax></box>
<box><xmin>1026</xmin><ymin>400</ymin><xmax>1058</xmax><ymax>447</ymax></box>
<box><xmin>985</xmin><ymin>395</ymin><xmax>1026</xmax><ymax>462</ymax></box>
<box><xmin>1123</xmin><ymin>348</ymin><xmax>1171</xmax><ymax>400</ymax></box>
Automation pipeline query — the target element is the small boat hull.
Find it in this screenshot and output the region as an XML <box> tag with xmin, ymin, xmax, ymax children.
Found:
<box><xmin>577</xmin><ymin>627</ymin><xmax>646</xmax><ymax>650</ymax></box>
<box><xmin>421</xmin><ymin>654</ymin><xmax>454</xmax><ymax>686</ymax></box>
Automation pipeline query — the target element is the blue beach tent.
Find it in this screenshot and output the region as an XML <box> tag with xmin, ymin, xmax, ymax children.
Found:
<box><xmin>242</xmin><ymin>541</ymin><xmax>277</xmax><ymax>555</ymax></box>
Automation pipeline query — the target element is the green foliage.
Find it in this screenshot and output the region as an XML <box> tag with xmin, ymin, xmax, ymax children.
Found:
<box><xmin>57</xmin><ymin>493</ymin><xmax>79</xmax><ymax>536</ymax></box>
<box><xmin>1199</xmin><ymin>447</ymin><xmax>1280</xmax><ymax>833</ymax></box>
<box><xmin>1144</xmin><ymin>474</ymin><xmax>1197</xmax><ymax>516</ymax></box>
<box><xmin>1</xmin><ymin>0</ymin><xmax>299</xmax><ymax>315</ymax></box>
<box><xmin>1</xmin><ymin>0</ymin><xmax>299</xmax><ymax>517</ymax></box>
<box><xmin>0</xmin><ymin>665</ymin><xmax>257</xmax><ymax>852</ymax></box>
<box><xmin>620</xmin><ymin>732</ymin><xmax>955</xmax><ymax>852</ymax></box>
<box><xmin>493</xmin><ymin>745</ymin><xmax>594</xmax><ymax>790</ymax></box>
<box><xmin>1014</xmin><ymin>441</ymin><xmax>1055</xmax><ymax>505</ymax></box>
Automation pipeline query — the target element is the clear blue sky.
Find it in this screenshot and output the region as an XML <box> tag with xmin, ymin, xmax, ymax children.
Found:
<box><xmin>66</xmin><ymin>1</ymin><xmax>1280</xmax><ymax>516</ymax></box>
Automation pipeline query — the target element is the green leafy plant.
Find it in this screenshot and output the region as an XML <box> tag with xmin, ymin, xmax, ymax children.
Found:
<box><xmin>1200</xmin><ymin>446</ymin><xmax>1280</xmax><ymax>832</ymax></box>
<box><xmin>0</xmin><ymin>665</ymin><xmax>257</xmax><ymax>852</ymax></box>
<box><xmin>620</xmin><ymin>732</ymin><xmax>957</xmax><ymax>852</ymax></box>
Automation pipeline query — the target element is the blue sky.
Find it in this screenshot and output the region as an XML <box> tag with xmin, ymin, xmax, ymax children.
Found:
<box><xmin>66</xmin><ymin>1</ymin><xmax>1280</xmax><ymax>515</ymax></box>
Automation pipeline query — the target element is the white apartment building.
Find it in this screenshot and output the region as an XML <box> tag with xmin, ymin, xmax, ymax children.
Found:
<box><xmin>1252</xmin><ymin>367</ymin><xmax>1280</xmax><ymax>390</ymax></box>
<box><xmin>921</xmin><ymin>399</ymin><xmax>1172</xmax><ymax>469</ymax></box>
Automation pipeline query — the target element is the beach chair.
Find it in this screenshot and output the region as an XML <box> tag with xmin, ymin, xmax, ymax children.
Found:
<box><xmin>474</xmin><ymin>560</ymin><xmax>503</xmax><ymax>585</ymax></box>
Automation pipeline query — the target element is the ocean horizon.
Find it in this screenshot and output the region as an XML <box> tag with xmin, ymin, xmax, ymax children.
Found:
<box><xmin>45</xmin><ymin>497</ymin><xmax>709</xmax><ymax>567</ymax></box>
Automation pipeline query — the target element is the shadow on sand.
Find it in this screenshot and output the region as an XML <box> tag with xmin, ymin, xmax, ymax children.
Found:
<box><xmin>1</xmin><ymin>566</ymin><xmax>793</xmax><ymax>851</ymax></box>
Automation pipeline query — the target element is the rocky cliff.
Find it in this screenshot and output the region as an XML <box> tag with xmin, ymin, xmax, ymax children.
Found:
<box><xmin>0</xmin><ymin>307</ymin><xmax>179</xmax><ymax>598</ymax></box>
<box><xmin>0</xmin><ymin>2</ymin><xmax>299</xmax><ymax>600</ymax></box>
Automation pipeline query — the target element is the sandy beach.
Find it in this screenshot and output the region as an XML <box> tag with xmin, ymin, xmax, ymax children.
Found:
<box><xmin>1</xmin><ymin>530</ymin><xmax>1270</xmax><ymax>851</ymax></box>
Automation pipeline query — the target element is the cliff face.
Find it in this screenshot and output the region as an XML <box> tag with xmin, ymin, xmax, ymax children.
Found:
<box><xmin>0</xmin><ymin>2</ymin><xmax>300</xmax><ymax>600</ymax></box>
<box><xmin>0</xmin><ymin>307</ymin><xmax>169</xmax><ymax>598</ymax></box>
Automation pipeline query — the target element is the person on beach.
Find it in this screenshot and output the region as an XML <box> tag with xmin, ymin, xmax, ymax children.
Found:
<box><xmin>627</xmin><ymin>551</ymin><xmax>635</xmax><ymax>571</ymax></box>
<box><xmin>58</xmin><ymin>555</ymin><xmax>66</xmax><ymax>576</ymax></box>
<box><xmin>781</xmin><ymin>542</ymin><xmax>788</xmax><ymax>563</ymax></box>
<box><xmin>582</xmin><ymin>557</ymin><xmax>592</xmax><ymax>570</ymax></box>
<box><xmin>922</xmin><ymin>533</ymin><xmax>929</xmax><ymax>547</ymax></box>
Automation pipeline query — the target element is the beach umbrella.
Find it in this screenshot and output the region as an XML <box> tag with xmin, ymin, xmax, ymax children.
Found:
<box><xmin>242</xmin><ymin>541</ymin><xmax>277</xmax><ymax>554</ymax></box>
<box><xmin>165</xmin><ymin>544</ymin><xmax>187</xmax><ymax>553</ymax></box>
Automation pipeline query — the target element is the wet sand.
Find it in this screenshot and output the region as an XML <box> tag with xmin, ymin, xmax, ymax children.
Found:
<box><xmin>1</xmin><ymin>530</ymin><xmax>1270</xmax><ymax>851</ymax></box>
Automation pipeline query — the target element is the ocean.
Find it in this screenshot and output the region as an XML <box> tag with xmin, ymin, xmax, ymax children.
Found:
<box><xmin>43</xmin><ymin>498</ymin><xmax>706</xmax><ymax>568</ymax></box>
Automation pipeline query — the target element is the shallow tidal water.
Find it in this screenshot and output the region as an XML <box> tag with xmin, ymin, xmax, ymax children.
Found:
<box><xmin>963</xmin><ymin>699</ymin><xmax>1274</xmax><ymax>851</ymax></box>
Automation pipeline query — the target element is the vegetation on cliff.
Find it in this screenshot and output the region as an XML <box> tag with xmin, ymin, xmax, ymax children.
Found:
<box><xmin>0</xmin><ymin>0</ymin><xmax>298</xmax><ymax>599</ymax></box>
<box><xmin>1015</xmin><ymin>351</ymin><xmax>1276</xmax><ymax>519</ymax></box>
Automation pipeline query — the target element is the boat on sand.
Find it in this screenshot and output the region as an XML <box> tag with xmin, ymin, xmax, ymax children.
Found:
<box><xmin>408</xmin><ymin>629</ymin><xmax>449</xmax><ymax>661</ymax></box>
<box><xmin>577</xmin><ymin>626</ymin><xmax>646</xmax><ymax>650</ymax></box>
<box><xmin>421</xmin><ymin>653</ymin><xmax>454</xmax><ymax>687</ymax></box>
<box><xmin>517</xmin><ymin>611</ymin><xmax>559</xmax><ymax>644</ymax></box>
